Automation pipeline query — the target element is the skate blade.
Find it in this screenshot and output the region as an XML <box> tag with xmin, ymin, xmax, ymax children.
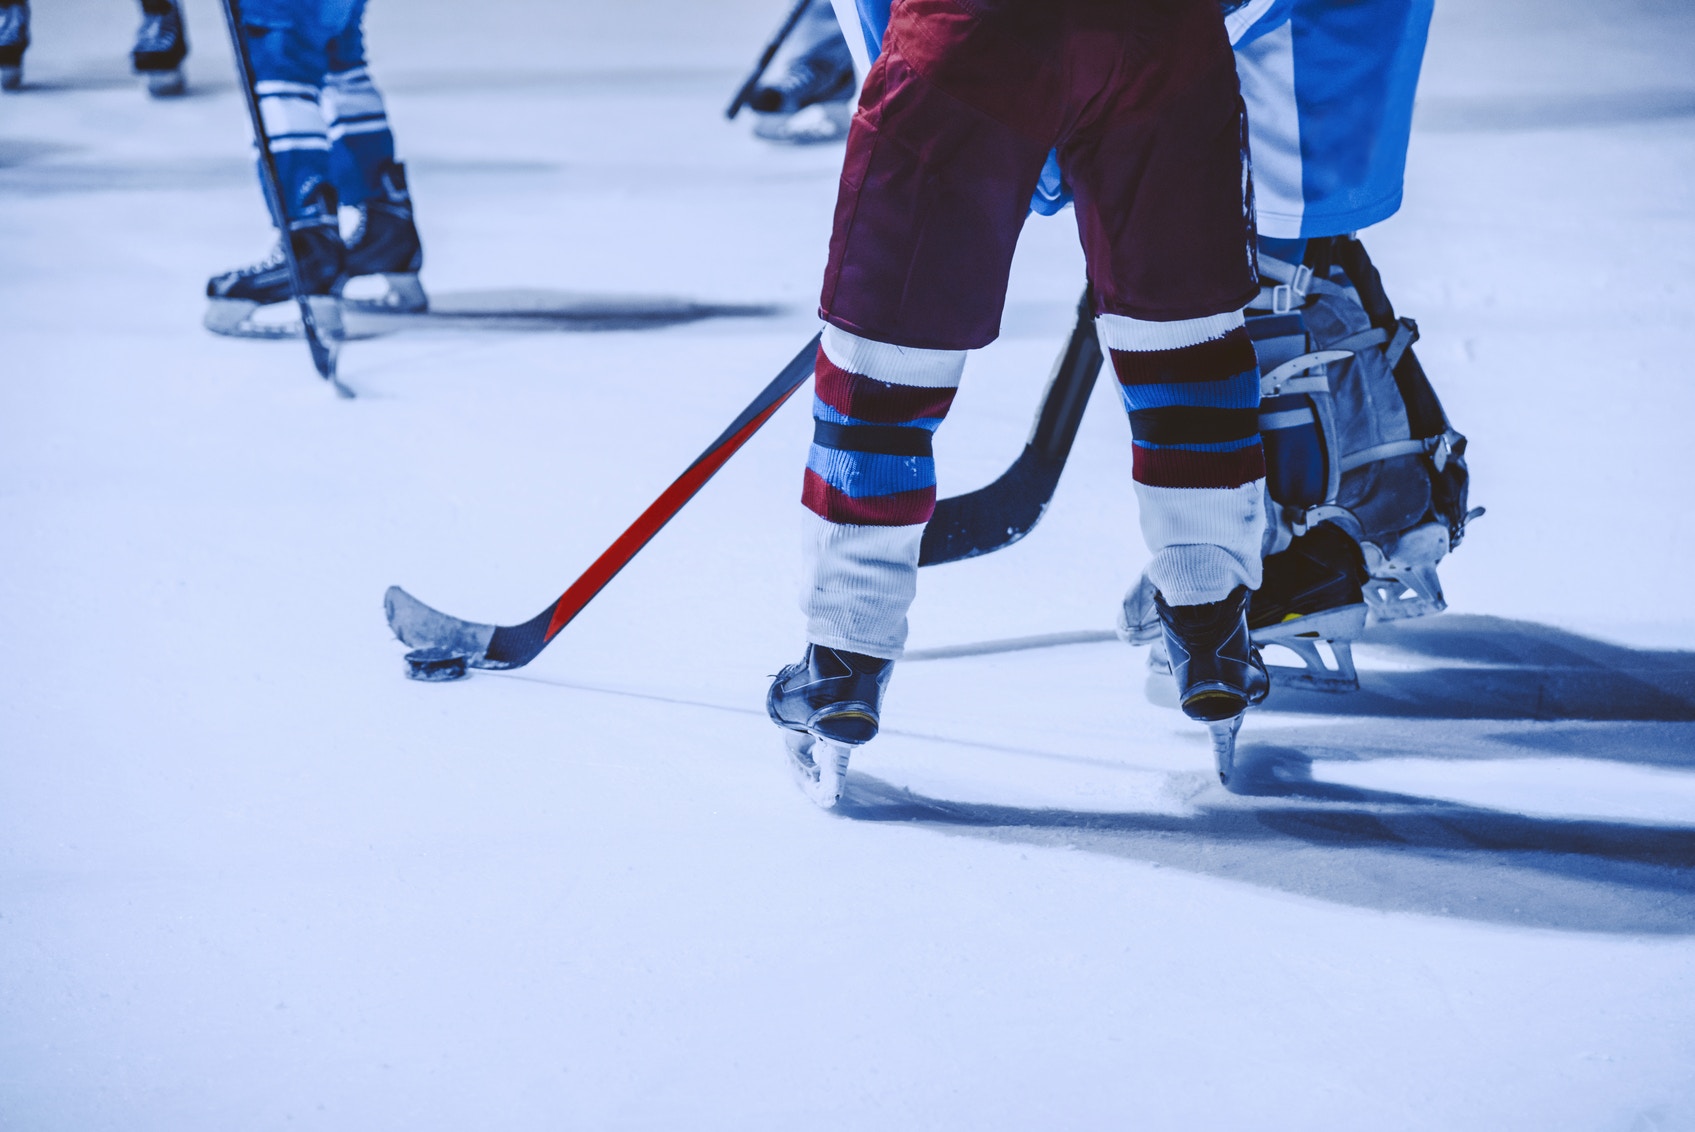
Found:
<box><xmin>340</xmin><ymin>272</ymin><xmax>428</xmax><ymax>314</ymax></box>
<box><xmin>782</xmin><ymin>728</ymin><xmax>850</xmax><ymax>809</ymax></box>
<box><xmin>144</xmin><ymin>69</ymin><xmax>185</xmax><ymax>97</ymax></box>
<box><xmin>751</xmin><ymin>102</ymin><xmax>852</xmax><ymax>146</ymax></box>
<box><xmin>204</xmin><ymin>296</ymin><xmax>344</xmax><ymax>340</ymax></box>
<box><xmin>1</xmin><ymin>65</ymin><xmax>21</xmax><ymax>92</ymax></box>
<box><xmin>1254</xmin><ymin>604</ymin><xmax>1366</xmax><ymax>693</ymax></box>
<box><xmin>1363</xmin><ymin>571</ymin><xmax>1446</xmax><ymax>622</ymax></box>
<box><xmin>1209</xmin><ymin>715</ymin><xmax>1245</xmax><ymax>785</ymax></box>
<box><xmin>1362</xmin><ymin>524</ymin><xmax>1449</xmax><ymax>622</ymax></box>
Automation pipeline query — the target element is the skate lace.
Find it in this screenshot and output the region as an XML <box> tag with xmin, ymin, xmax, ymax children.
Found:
<box><xmin>220</xmin><ymin>242</ymin><xmax>285</xmax><ymax>278</ymax></box>
<box><xmin>344</xmin><ymin>205</ymin><xmax>368</xmax><ymax>250</ymax></box>
<box><xmin>769</xmin><ymin>59</ymin><xmax>822</xmax><ymax>98</ymax></box>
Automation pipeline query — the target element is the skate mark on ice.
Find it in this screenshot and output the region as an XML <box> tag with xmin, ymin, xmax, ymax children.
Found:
<box><xmin>839</xmin><ymin>767</ymin><xmax>1695</xmax><ymax>935</ymax></box>
<box><xmin>345</xmin><ymin>289</ymin><xmax>782</xmax><ymax>337</ymax></box>
<box><xmin>904</xmin><ymin>630</ymin><xmax>1117</xmax><ymax>663</ymax></box>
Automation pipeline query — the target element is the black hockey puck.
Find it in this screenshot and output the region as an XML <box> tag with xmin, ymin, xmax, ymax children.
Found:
<box><xmin>404</xmin><ymin>646</ymin><xmax>469</xmax><ymax>682</ymax></box>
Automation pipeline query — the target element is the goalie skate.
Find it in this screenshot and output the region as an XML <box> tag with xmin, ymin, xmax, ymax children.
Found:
<box><xmin>1360</xmin><ymin>521</ymin><xmax>1450</xmax><ymax>622</ymax></box>
<box><xmin>1124</xmin><ymin>523</ymin><xmax>1368</xmax><ymax>693</ymax></box>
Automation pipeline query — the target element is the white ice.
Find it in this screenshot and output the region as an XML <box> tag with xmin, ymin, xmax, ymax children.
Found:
<box><xmin>2</xmin><ymin>0</ymin><xmax>1694</xmax><ymax>1128</ymax></box>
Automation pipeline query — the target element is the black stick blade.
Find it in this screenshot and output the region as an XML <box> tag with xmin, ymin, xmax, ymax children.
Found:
<box><xmin>918</xmin><ymin>448</ymin><xmax>1064</xmax><ymax>566</ymax></box>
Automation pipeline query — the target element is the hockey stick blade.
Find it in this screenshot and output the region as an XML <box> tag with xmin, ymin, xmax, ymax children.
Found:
<box><xmin>918</xmin><ymin>286</ymin><xmax>1101</xmax><ymax>566</ymax></box>
<box><xmin>386</xmin><ymin>333</ymin><xmax>821</xmax><ymax>672</ymax></box>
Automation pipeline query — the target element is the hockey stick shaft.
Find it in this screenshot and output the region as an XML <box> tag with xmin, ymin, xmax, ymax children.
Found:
<box><xmin>725</xmin><ymin>0</ymin><xmax>813</xmax><ymax>119</ymax></box>
<box><xmin>393</xmin><ymin>334</ymin><xmax>821</xmax><ymax>670</ymax></box>
<box><xmin>218</xmin><ymin>0</ymin><xmax>352</xmax><ymax>398</ymax></box>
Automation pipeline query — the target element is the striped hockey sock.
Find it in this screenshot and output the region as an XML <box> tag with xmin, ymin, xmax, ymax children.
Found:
<box><xmin>321</xmin><ymin>65</ymin><xmax>397</xmax><ymax>208</ymax></box>
<box><xmin>800</xmin><ymin>324</ymin><xmax>966</xmax><ymax>659</ymax></box>
<box><xmin>254</xmin><ymin>79</ymin><xmax>336</xmax><ymax>225</ymax></box>
<box><xmin>1100</xmin><ymin>310</ymin><xmax>1267</xmax><ymax>606</ymax></box>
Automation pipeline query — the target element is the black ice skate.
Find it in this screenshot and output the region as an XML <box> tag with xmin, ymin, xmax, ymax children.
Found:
<box><xmin>1154</xmin><ymin>586</ymin><xmax>1269</xmax><ymax>785</ymax></box>
<box><xmin>749</xmin><ymin>32</ymin><xmax>855</xmax><ymax>145</ymax></box>
<box><xmin>204</xmin><ymin>223</ymin><xmax>345</xmax><ymax>340</ymax></box>
<box><xmin>131</xmin><ymin>0</ymin><xmax>187</xmax><ymax>97</ymax></box>
<box><xmin>1249</xmin><ymin>522</ymin><xmax>1369</xmax><ymax>692</ymax></box>
<box><xmin>340</xmin><ymin>161</ymin><xmax>427</xmax><ymax>314</ymax></box>
<box><xmin>0</xmin><ymin>1</ymin><xmax>28</xmax><ymax>92</ymax></box>
<box><xmin>768</xmin><ymin>644</ymin><xmax>892</xmax><ymax>807</ymax></box>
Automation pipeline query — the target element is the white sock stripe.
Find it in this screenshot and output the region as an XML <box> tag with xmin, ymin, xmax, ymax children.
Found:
<box><xmin>268</xmin><ymin>136</ymin><xmax>332</xmax><ymax>152</ymax></box>
<box><xmin>254</xmin><ymin>80</ymin><xmax>319</xmax><ymax>99</ymax></box>
<box><xmin>323</xmin><ymin>65</ymin><xmax>370</xmax><ymax>87</ymax></box>
<box><xmin>800</xmin><ymin>511</ymin><xmax>923</xmax><ymax>660</ymax></box>
<box><xmin>820</xmin><ymin>324</ymin><xmax>967</xmax><ymax>389</ymax></box>
<box><xmin>1095</xmin><ymin>310</ymin><xmax>1245</xmax><ymax>352</ymax></box>
<box><xmin>1134</xmin><ymin>479</ymin><xmax>1265</xmax><ymax>603</ymax></box>
<box><xmin>326</xmin><ymin>119</ymin><xmax>390</xmax><ymax>140</ymax></box>
<box><xmin>260</xmin><ymin>94</ymin><xmax>328</xmax><ymax>138</ymax></box>
<box><xmin>319</xmin><ymin>86</ymin><xmax>386</xmax><ymax>122</ymax></box>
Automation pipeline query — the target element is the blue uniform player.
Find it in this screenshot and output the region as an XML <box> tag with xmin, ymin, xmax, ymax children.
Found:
<box><xmin>1</xmin><ymin>0</ymin><xmax>190</xmax><ymax>96</ymax></box>
<box><xmin>205</xmin><ymin>0</ymin><xmax>426</xmax><ymax>338</ymax></box>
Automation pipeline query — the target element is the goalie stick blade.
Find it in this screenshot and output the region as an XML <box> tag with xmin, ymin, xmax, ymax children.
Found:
<box><xmin>919</xmin><ymin>284</ymin><xmax>1101</xmax><ymax>567</ymax></box>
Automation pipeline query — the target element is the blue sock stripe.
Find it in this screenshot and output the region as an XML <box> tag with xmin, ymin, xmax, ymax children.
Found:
<box><xmin>1118</xmin><ymin>369</ymin><xmax>1260</xmax><ymax>412</ymax></box>
<box><xmin>806</xmin><ymin>445</ymin><xmax>937</xmax><ymax>498</ymax></box>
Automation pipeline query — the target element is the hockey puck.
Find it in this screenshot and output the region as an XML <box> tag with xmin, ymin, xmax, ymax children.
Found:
<box><xmin>404</xmin><ymin>646</ymin><xmax>469</xmax><ymax>682</ymax></box>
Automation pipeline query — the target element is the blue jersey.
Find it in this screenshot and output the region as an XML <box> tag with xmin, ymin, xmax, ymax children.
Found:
<box><xmin>1228</xmin><ymin>0</ymin><xmax>1432</xmax><ymax>238</ymax></box>
<box><xmin>838</xmin><ymin>0</ymin><xmax>1431</xmax><ymax>237</ymax></box>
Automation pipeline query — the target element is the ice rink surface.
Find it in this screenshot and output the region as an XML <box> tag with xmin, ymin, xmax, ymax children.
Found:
<box><xmin>2</xmin><ymin>0</ymin><xmax>1693</xmax><ymax>1128</ymax></box>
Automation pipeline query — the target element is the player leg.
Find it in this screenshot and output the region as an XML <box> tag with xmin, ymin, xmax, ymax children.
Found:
<box><xmin>205</xmin><ymin>1</ymin><xmax>345</xmax><ymax>338</ymax></box>
<box><xmin>749</xmin><ymin>0</ymin><xmax>857</xmax><ymax>145</ymax></box>
<box><xmin>769</xmin><ymin>5</ymin><xmax>1055</xmax><ymax>805</ymax></box>
<box><xmin>0</xmin><ymin>0</ymin><xmax>28</xmax><ymax>92</ymax></box>
<box><xmin>1060</xmin><ymin>0</ymin><xmax>1267</xmax><ymax>779</ymax></box>
<box><xmin>132</xmin><ymin>0</ymin><xmax>188</xmax><ymax>97</ymax></box>
<box><xmin>322</xmin><ymin>0</ymin><xmax>425</xmax><ymax>312</ymax></box>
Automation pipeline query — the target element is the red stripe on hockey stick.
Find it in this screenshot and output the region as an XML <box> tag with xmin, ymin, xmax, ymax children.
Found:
<box><xmin>541</xmin><ymin>388</ymin><xmax>799</xmax><ymax>643</ymax></box>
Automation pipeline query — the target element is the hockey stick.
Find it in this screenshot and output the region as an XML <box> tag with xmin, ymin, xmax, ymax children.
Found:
<box><xmin>918</xmin><ymin>285</ymin><xmax>1101</xmax><ymax>566</ymax></box>
<box><xmin>386</xmin><ymin>334</ymin><xmax>821</xmax><ymax>676</ymax></box>
<box><xmin>725</xmin><ymin>0</ymin><xmax>813</xmax><ymax>119</ymax></box>
<box><xmin>218</xmin><ymin>0</ymin><xmax>353</xmax><ymax>399</ymax></box>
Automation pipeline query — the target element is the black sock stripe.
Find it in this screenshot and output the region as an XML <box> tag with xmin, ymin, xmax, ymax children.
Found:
<box><xmin>1127</xmin><ymin>406</ymin><xmax>1262</xmax><ymax>445</ymax></box>
<box><xmin>812</xmin><ymin>420</ymin><xmax>933</xmax><ymax>457</ymax></box>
